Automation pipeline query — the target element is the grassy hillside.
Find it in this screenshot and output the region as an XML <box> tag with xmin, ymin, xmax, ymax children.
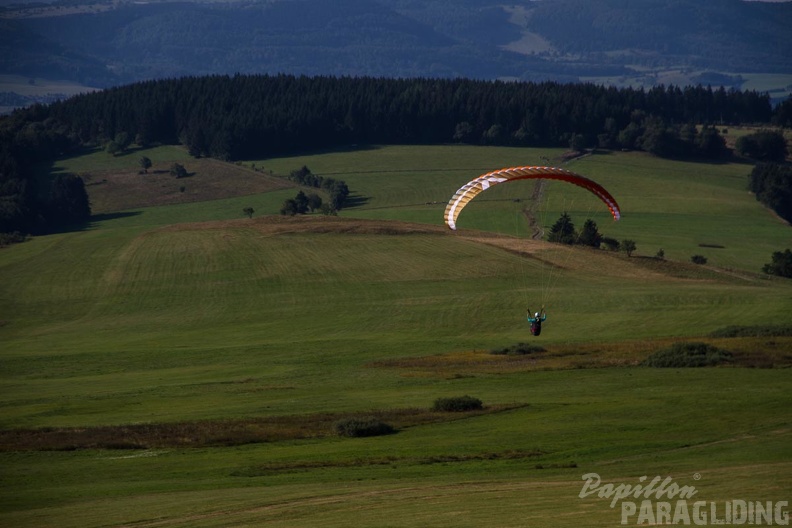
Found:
<box><xmin>1</xmin><ymin>145</ymin><xmax>790</xmax><ymax>527</ymax></box>
<box><xmin>256</xmin><ymin>145</ymin><xmax>790</xmax><ymax>272</ymax></box>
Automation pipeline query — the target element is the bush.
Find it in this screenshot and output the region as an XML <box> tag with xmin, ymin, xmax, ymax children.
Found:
<box><xmin>170</xmin><ymin>163</ymin><xmax>188</xmax><ymax>178</ymax></box>
<box><xmin>762</xmin><ymin>249</ymin><xmax>792</xmax><ymax>278</ymax></box>
<box><xmin>601</xmin><ymin>237</ymin><xmax>620</xmax><ymax>251</ymax></box>
<box><xmin>0</xmin><ymin>231</ymin><xmax>28</xmax><ymax>247</ymax></box>
<box><xmin>432</xmin><ymin>395</ymin><xmax>483</xmax><ymax>412</ymax></box>
<box><xmin>735</xmin><ymin>130</ymin><xmax>787</xmax><ymax>162</ymax></box>
<box><xmin>641</xmin><ymin>342</ymin><xmax>732</xmax><ymax>368</ymax></box>
<box><xmin>333</xmin><ymin>417</ymin><xmax>395</xmax><ymax>438</ymax></box>
<box><xmin>691</xmin><ymin>255</ymin><xmax>708</xmax><ymax>265</ymax></box>
<box><xmin>621</xmin><ymin>239</ymin><xmax>636</xmax><ymax>256</ymax></box>
<box><xmin>490</xmin><ymin>343</ymin><xmax>545</xmax><ymax>355</ymax></box>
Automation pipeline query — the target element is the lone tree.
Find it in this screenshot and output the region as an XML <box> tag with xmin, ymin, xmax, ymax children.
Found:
<box><xmin>762</xmin><ymin>249</ymin><xmax>792</xmax><ymax>278</ymax></box>
<box><xmin>578</xmin><ymin>219</ymin><xmax>602</xmax><ymax>247</ymax></box>
<box><xmin>548</xmin><ymin>212</ymin><xmax>577</xmax><ymax>244</ymax></box>
<box><xmin>243</xmin><ymin>207</ymin><xmax>254</xmax><ymax>219</ymax></box>
<box><xmin>139</xmin><ymin>156</ymin><xmax>152</xmax><ymax>174</ymax></box>
<box><xmin>621</xmin><ymin>239</ymin><xmax>636</xmax><ymax>257</ymax></box>
<box><xmin>170</xmin><ymin>163</ymin><xmax>188</xmax><ymax>179</ymax></box>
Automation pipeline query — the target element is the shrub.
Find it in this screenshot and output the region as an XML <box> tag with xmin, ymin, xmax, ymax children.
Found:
<box><xmin>691</xmin><ymin>255</ymin><xmax>707</xmax><ymax>265</ymax></box>
<box><xmin>641</xmin><ymin>342</ymin><xmax>732</xmax><ymax>368</ymax></box>
<box><xmin>432</xmin><ymin>395</ymin><xmax>483</xmax><ymax>412</ymax></box>
<box><xmin>333</xmin><ymin>417</ymin><xmax>394</xmax><ymax>438</ymax></box>
<box><xmin>762</xmin><ymin>249</ymin><xmax>792</xmax><ymax>278</ymax></box>
<box><xmin>170</xmin><ymin>162</ymin><xmax>188</xmax><ymax>178</ymax></box>
<box><xmin>0</xmin><ymin>231</ymin><xmax>28</xmax><ymax>247</ymax></box>
<box><xmin>601</xmin><ymin>237</ymin><xmax>620</xmax><ymax>251</ymax></box>
<box><xmin>621</xmin><ymin>239</ymin><xmax>636</xmax><ymax>256</ymax></box>
<box><xmin>490</xmin><ymin>343</ymin><xmax>545</xmax><ymax>355</ymax></box>
<box><xmin>735</xmin><ymin>130</ymin><xmax>787</xmax><ymax>161</ymax></box>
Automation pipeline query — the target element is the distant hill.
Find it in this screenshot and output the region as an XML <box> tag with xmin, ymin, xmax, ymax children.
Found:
<box><xmin>1</xmin><ymin>0</ymin><xmax>790</xmax><ymax>94</ymax></box>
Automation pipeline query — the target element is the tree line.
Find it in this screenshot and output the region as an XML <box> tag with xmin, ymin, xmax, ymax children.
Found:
<box><xmin>549</xmin><ymin>211</ymin><xmax>791</xmax><ymax>278</ymax></box>
<box><xmin>0</xmin><ymin>109</ymin><xmax>91</xmax><ymax>238</ymax></box>
<box><xmin>547</xmin><ymin>213</ymin><xmax>636</xmax><ymax>256</ymax></box>
<box><xmin>0</xmin><ymin>74</ymin><xmax>789</xmax><ymax>237</ymax></box>
<box><xmin>286</xmin><ymin>166</ymin><xmax>350</xmax><ymax>212</ymax></box>
<box><xmin>749</xmin><ymin>163</ymin><xmax>792</xmax><ymax>224</ymax></box>
<box><xmin>39</xmin><ymin>75</ymin><xmax>778</xmax><ymax>160</ymax></box>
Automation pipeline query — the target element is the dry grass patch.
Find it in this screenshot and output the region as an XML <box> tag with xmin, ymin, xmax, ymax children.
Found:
<box><xmin>158</xmin><ymin>214</ymin><xmax>450</xmax><ymax>237</ymax></box>
<box><xmin>371</xmin><ymin>336</ymin><xmax>792</xmax><ymax>377</ymax></box>
<box><xmin>233</xmin><ymin>448</ymin><xmax>546</xmax><ymax>476</ymax></box>
<box><xmin>0</xmin><ymin>404</ymin><xmax>525</xmax><ymax>452</ymax></box>
<box><xmin>82</xmin><ymin>158</ymin><xmax>294</xmax><ymax>213</ymax></box>
<box><xmin>370</xmin><ymin>344</ymin><xmax>644</xmax><ymax>377</ymax></box>
<box><xmin>708</xmin><ymin>336</ymin><xmax>792</xmax><ymax>368</ymax></box>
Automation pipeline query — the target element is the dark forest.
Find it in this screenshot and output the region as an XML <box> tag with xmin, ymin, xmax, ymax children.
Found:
<box><xmin>0</xmin><ymin>74</ymin><xmax>788</xmax><ymax>236</ymax></box>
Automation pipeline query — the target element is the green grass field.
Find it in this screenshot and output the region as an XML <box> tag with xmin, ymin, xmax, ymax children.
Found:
<box><xmin>1</xmin><ymin>145</ymin><xmax>790</xmax><ymax>527</ymax></box>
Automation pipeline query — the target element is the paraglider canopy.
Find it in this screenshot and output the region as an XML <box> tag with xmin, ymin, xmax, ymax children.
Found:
<box><xmin>444</xmin><ymin>166</ymin><xmax>620</xmax><ymax>230</ymax></box>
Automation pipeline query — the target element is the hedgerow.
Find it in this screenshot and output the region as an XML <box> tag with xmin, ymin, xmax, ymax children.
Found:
<box><xmin>432</xmin><ymin>395</ymin><xmax>483</xmax><ymax>412</ymax></box>
<box><xmin>641</xmin><ymin>342</ymin><xmax>732</xmax><ymax>368</ymax></box>
<box><xmin>333</xmin><ymin>417</ymin><xmax>395</xmax><ymax>438</ymax></box>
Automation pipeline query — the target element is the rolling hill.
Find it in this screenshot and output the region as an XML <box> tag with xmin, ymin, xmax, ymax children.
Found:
<box><xmin>0</xmin><ymin>144</ymin><xmax>790</xmax><ymax>527</ymax></box>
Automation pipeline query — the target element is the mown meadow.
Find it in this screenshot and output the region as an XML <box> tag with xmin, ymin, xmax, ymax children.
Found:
<box><xmin>1</xmin><ymin>145</ymin><xmax>790</xmax><ymax>527</ymax></box>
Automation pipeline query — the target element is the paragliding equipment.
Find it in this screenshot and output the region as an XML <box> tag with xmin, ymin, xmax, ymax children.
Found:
<box><xmin>444</xmin><ymin>166</ymin><xmax>620</xmax><ymax>333</ymax></box>
<box><xmin>527</xmin><ymin>307</ymin><xmax>547</xmax><ymax>336</ymax></box>
<box><xmin>444</xmin><ymin>166</ymin><xmax>620</xmax><ymax>231</ymax></box>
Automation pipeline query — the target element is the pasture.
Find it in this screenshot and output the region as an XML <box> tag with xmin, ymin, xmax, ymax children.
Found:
<box><xmin>1</xmin><ymin>145</ymin><xmax>790</xmax><ymax>527</ymax></box>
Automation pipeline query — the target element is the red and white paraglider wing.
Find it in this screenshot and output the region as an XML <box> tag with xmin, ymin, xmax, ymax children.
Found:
<box><xmin>444</xmin><ymin>166</ymin><xmax>620</xmax><ymax>230</ymax></box>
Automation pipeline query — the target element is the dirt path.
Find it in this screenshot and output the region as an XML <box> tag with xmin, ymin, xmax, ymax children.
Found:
<box><xmin>525</xmin><ymin>179</ymin><xmax>547</xmax><ymax>240</ymax></box>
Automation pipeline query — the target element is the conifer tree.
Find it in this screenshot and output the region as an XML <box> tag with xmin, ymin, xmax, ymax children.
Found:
<box><xmin>548</xmin><ymin>212</ymin><xmax>577</xmax><ymax>244</ymax></box>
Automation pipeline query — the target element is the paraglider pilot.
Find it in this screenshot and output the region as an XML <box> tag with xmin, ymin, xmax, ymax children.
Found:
<box><xmin>527</xmin><ymin>307</ymin><xmax>547</xmax><ymax>336</ymax></box>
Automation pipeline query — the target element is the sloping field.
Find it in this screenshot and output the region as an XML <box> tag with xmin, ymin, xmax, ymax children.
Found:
<box><xmin>71</xmin><ymin>152</ymin><xmax>294</xmax><ymax>214</ymax></box>
<box><xmin>256</xmin><ymin>145</ymin><xmax>790</xmax><ymax>272</ymax></box>
<box><xmin>1</xmin><ymin>146</ymin><xmax>791</xmax><ymax>527</ymax></box>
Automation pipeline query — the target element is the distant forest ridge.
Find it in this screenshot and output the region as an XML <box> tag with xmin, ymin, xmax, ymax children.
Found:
<box><xmin>1</xmin><ymin>0</ymin><xmax>790</xmax><ymax>89</ymax></box>
<box><xmin>1</xmin><ymin>72</ymin><xmax>791</xmax><ymax>236</ymax></box>
<box><xmin>41</xmin><ymin>75</ymin><xmax>779</xmax><ymax>160</ymax></box>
